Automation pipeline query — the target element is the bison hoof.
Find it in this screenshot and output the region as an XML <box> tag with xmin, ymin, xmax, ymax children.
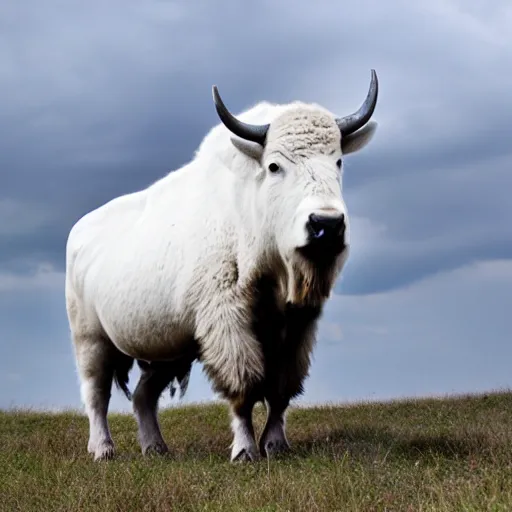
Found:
<box><xmin>90</xmin><ymin>441</ymin><xmax>115</xmax><ymax>461</ymax></box>
<box><xmin>142</xmin><ymin>441</ymin><xmax>169</xmax><ymax>456</ymax></box>
<box><xmin>231</xmin><ymin>447</ymin><xmax>260</xmax><ymax>463</ymax></box>
<box><xmin>260</xmin><ymin>438</ymin><xmax>290</xmax><ymax>458</ymax></box>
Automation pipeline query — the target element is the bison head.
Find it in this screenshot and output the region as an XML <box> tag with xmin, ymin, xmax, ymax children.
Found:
<box><xmin>212</xmin><ymin>70</ymin><xmax>379</xmax><ymax>306</ymax></box>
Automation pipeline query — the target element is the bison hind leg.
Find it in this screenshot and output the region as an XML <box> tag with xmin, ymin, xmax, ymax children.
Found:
<box><xmin>133</xmin><ymin>357</ymin><xmax>194</xmax><ymax>456</ymax></box>
<box><xmin>73</xmin><ymin>334</ymin><xmax>134</xmax><ymax>461</ymax></box>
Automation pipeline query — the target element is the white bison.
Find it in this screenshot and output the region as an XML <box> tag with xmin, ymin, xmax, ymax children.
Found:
<box><xmin>65</xmin><ymin>70</ymin><xmax>379</xmax><ymax>461</ymax></box>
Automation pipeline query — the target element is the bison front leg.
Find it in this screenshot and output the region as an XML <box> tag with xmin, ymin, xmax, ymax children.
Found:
<box><xmin>229</xmin><ymin>394</ymin><xmax>260</xmax><ymax>462</ymax></box>
<box><xmin>195</xmin><ymin>276</ymin><xmax>266</xmax><ymax>461</ymax></box>
<box><xmin>259</xmin><ymin>306</ymin><xmax>318</xmax><ymax>458</ymax></box>
<box><xmin>259</xmin><ymin>397</ymin><xmax>291</xmax><ymax>457</ymax></box>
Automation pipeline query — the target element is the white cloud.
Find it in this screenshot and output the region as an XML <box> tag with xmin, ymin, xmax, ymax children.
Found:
<box><xmin>302</xmin><ymin>258</ymin><xmax>512</xmax><ymax>404</ymax></box>
<box><xmin>319</xmin><ymin>321</ymin><xmax>344</xmax><ymax>344</ymax></box>
<box><xmin>0</xmin><ymin>264</ymin><xmax>63</xmax><ymax>292</ymax></box>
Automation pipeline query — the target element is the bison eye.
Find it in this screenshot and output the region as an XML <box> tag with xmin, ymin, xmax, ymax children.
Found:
<box><xmin>268</xmin><ymin>163</ymin><xmax>280</xmax><ymax>173</ymax></box>
<box><xmin>336</xmin><ymin>158</ymin><xmax>342</xmax><ymax>169</ymax></box>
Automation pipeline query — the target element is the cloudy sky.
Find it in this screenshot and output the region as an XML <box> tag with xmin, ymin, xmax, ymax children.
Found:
<box><xmin>1</xmin><ymin>0</ymin><xmax>511</xmax><ymax>412</ymax></box>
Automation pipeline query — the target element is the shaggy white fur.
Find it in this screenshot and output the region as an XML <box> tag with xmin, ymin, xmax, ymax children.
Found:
<box><xmin>65</xmin><ymin>93</ymin><xmax>377</xmax><ymax>461</ymax></box>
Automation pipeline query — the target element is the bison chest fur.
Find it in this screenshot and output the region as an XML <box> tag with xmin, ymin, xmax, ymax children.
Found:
<box><xmin>249</xmin><ymin>274</ymin><xmax>322</xmax><ymax>401</ymax></box>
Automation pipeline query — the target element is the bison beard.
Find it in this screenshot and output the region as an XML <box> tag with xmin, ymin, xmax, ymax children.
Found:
<box><xmin>288</xmin><ymin>255</ymin><xmax>338</xmax><ymax>307</ymax></box>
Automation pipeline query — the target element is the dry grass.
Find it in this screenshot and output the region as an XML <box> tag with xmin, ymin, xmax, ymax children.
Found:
<box><xmin>2</xmin><ymin>391</ymin><xmax>512</xmax><ymax>511</ymax></box>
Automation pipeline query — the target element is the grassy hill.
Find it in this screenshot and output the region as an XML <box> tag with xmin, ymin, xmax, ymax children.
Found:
<box><xmin>2</xmin><ymin>391</ymin><xmax>512</xmax><ymax>511</ymax></box>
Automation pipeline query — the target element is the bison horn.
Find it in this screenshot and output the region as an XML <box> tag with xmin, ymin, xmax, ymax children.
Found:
<box><xmin>212</xmin><ymin>86</ymin><xmax>269</xmax><ymax>146</ymax></box>
<box><xmin>336</xmin><ymin>69</ymin><xmax>379</xmax><ymax>137</ymax></box>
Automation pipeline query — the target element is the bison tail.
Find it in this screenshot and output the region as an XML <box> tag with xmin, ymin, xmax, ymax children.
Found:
<box><xmin>112</xmin><ymin>350</ymin><xmax>135</xmax><ymax>401</ymax></box>
<box><xmin>169</xmin><ymin>364</ymin><xmax>193</xmax><ymax>400</ymax></box>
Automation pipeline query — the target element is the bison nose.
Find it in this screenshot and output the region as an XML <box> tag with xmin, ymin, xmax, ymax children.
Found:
<box><xmin>307</xmin><ymin>213</ymin><xmax>345</xmax><ymax>240</ymax></box>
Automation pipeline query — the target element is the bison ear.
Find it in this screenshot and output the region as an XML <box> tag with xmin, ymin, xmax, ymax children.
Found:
<box><xmin>341</xmin><ymin>121</ymin><xmax>378</xmax><ymax>155</ymax></box>
<box><xmin>230</xmin><ymin>136</ymin><xmax>264</xmax><ymax>161</ymax></box>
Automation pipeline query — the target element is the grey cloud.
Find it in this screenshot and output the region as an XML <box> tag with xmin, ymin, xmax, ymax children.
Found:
<box><xmin>337</xmin><ymin>153</ymin><xmax>512</xmax><ymax>294</ymax></box>
<box><xmin>0</xmin><ymin>0</ymin><xmax>511</xmax><ymax>296</ymax></box>
<box><xmin>2</xmin><ymin>0</ymin><xmax>512</xmax><ymax>411</ymax></box>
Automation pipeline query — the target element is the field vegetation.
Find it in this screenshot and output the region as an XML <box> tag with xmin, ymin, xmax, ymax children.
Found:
<box><xmin>2</xmin><ymin>391</ymin><xmax>512</xmax><ymax>511</ymax></box>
